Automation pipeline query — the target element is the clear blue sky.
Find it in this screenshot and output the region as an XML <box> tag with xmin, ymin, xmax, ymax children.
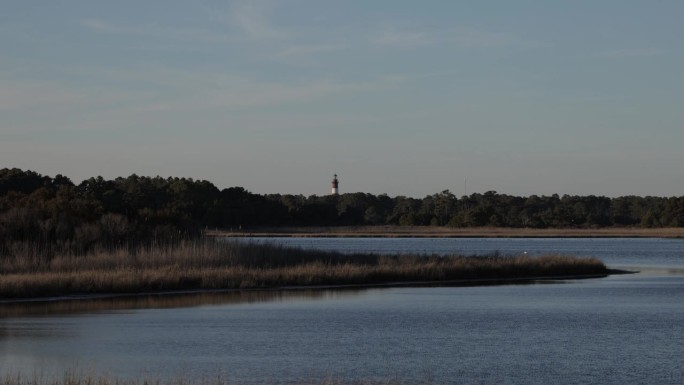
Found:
<box><xmin>2</xmin><ymin>1</ymin><xmax>683</xmax><ymax>197</ymax></box>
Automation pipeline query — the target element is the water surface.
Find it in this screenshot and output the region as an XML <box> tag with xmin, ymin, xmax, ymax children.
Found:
<box><xmin>1</xmin><ymin>238</ymin><xmax>683</xmax><ymax>384</ymax></box>
<box><xmin>236</xmin><ymin>236</ymin><xmax>684</xmax><ymax>269</ymax></box>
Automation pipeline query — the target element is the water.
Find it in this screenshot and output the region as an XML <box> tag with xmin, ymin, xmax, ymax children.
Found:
<box><xmin>238</xmin><ymin>236</ymin><xmax>684</xmax><ymax>269</ymax></box>
<box><xmin>1</xmin><ymin>238</ymin><xmax>684</xmax><ymax>384</ymax></box>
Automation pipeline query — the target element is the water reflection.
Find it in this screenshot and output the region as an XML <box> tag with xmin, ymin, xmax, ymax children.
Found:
<box><xmin>0</xmin><ymin>238</ymin><xmax>682</xmax><ymax>384</ymax></box>
<box><xmin>0</xmin><ymin>325</ymin><xmax>74</xmax><ymax>339</ymax></box>
<box><xmin>0</xmin><ymin>288</ymin><xmax>364</xmax><ymax>319</ymax></box>
<box><xmin>618</xmin><ymin>266</ymin><xmax>684</xmax><ymax>276</ymax></box>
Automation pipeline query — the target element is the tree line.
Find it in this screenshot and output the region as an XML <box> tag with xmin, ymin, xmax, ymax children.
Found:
<box><xmin>2</xmin><ymin>168</ymin><xmax>683</xmax><ymax>250</ymax></box>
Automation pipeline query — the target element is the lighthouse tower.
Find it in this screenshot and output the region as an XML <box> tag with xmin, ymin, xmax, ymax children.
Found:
<box><xmin>331</xmin><ymin>174</ymin><xmax>339</xmax><ymax>195</ymax></box>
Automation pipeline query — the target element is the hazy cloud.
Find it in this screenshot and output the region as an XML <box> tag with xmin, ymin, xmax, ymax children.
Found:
<box><xmin>597</xmin><ymin>48</ymin><xmax>669</xmax><ymax>58</ymax></box>
<box><xmin>446</xmin><ymin>28</ymin><xmax>525</xmax><ymax>48</ymax></box>
<box><xmin>0</xmin><ymin>78</ymin><xmax>89</xmax><ymax>111</ymax></box>
<box><xmin>0</xmin><ymin>63</ymin><xmax>403</xmax><ymax>135</ymax></box>
<box><xmin>372</xmin><ymin>28</ymin><xmax>432</xmax><ymax>48</ymax></box>
<box><xmin>275</xmin><ymin>43</ymin><xmax>348</xmax><ymax>57</ymax></box>
<box><xmin>130</xmin><ymin>75</ymin><xmax>398</xmax><ymax>113</ymax></box>
<box><xmin>227</xmin><ymin>1</ymin><xmax>288</xmax><ymax>41</ymax></box>
<box><xmin>81</xmin><ymin>19</ymin><xmax>131</xmax><ymax>34</ymax></box>
<box><xmin>80</xmin><ymin>18</ymin><xmax>231</xmax><ymax>43</ymax></box>
<box><xmin>372</xmin><ymin>26</ymin><xmax>539</xmax><ymax>49</ymax></box>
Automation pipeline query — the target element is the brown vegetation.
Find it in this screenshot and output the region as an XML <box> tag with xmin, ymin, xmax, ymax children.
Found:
<box><xmin>0</xmin><ymin>239</ymin><xmax>607</xmax><ymax>300</ymax></box>
<box><xmin>209</xmin><ymin>225</ymin><xmax>684</xmax><ymax>238</ymax></box>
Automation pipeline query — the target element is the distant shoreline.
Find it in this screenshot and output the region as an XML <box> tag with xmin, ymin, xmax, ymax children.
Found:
<box><xmin>206</xmin><ymin>226</ymin><xmax>684</xmax><ymax>239</ymax></box>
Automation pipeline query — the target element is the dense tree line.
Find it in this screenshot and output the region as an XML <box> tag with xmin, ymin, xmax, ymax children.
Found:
<box><xmin>2</xmin><ymin>168</ymin><xmax>684</xmax><ymax>250</ymax></box>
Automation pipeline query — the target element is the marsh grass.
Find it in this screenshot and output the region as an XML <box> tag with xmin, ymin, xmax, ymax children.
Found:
<box><xmin>0</xmin><ymin>239</ymin><xmax>607</xmax><ymax>300</ymax></box>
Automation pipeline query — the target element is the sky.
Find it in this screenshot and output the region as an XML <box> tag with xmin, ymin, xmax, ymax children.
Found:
<box><xmin>1</xmin><ymin>1</ymin><xmax>683</xmax><ymax>198</ymax></box>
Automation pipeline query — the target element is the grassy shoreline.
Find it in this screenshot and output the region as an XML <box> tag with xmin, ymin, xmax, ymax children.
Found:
<box><xmin>0</xmin><ymin>239</ymin><xmax>609</xmax><ymax>301</ymax></box>
<box><xmin>207</xmin><ymin>225</ymin><xmax>684</xmax><ymax>238</ymax></box>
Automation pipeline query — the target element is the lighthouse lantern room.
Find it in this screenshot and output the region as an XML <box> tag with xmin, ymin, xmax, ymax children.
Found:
<box><xmin>331</xmin><ymin>174</ymin><xmax>339</xmax><ymax>195</ymax></box>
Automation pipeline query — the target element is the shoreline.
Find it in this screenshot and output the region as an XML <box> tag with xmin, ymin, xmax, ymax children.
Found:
<box><xmin>0</xmin><ymin>270</ymin><xmax>631</xmax><ymax>306</ymax></box>
<box><xmin>206</xmin><ymin>226</ymin><xmax>684</xmax><ymax>239</ymax></box>
<box><xmin>0</xmin><ymin>240</ymin><xmax>615</xmax><ymax>303</ymax></box>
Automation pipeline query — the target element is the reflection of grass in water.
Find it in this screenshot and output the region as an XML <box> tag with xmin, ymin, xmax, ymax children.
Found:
<box><xmin>0</xmin><ymin>289</ymin><xmax>360</xmax><ymax>318</ymax></box>
<box><xmin>0</xmin><ymin>239</ymin><xmax>607</xmax><ymax>300</ymax></box>
<box><xmin>1</xmin><ymin>371</ymin><xmax>415</xmax><ymax>385</ymax></box>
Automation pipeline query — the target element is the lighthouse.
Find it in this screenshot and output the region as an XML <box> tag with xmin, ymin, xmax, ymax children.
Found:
<box><xmin>331</xmin><ymin>174</ymin><xmax>339</xmax><ymax>195</ymax></box>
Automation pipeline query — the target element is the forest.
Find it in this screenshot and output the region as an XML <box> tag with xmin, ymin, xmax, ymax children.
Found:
<box><xmin>2</xmin><ymin>168</ymin><xmax>684</xmax><ymax>251</ymax></box>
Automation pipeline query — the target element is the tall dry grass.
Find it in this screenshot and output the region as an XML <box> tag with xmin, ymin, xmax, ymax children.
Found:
<box><xmin>0</xmin><ymin>239</ymin><xmax>607</xmax><ymax>299</ymax></box>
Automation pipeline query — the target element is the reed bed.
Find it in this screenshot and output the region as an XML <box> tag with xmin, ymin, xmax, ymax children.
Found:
<box><xmin>0</xmin><ymin>239</ymin><xmax>607</xmax><ymax>300</ymax></box>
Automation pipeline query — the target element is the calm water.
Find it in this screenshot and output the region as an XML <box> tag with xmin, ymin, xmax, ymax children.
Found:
<box><xmin>238</xmin><ymin>236</ymin><xmax>684</xmax><ymax>269</ymax></box>
<box><xmin>1</xmin><ymin>238</ymin><xmax>684</xmax><ymax>384</ymax></box>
